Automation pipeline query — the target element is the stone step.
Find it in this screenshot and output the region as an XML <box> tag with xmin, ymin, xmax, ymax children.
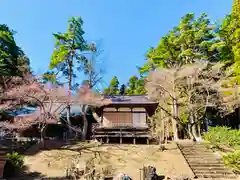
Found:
<box><xmin>179</xmin><ymin>145</ymin><xmax>208</xmax><ymax>148</ymax></box>
<box><xmin>183</xmin><ymin>153</ymin><xmax>215</xmax><ymax>156</ymax></box>
<box><xmin>194</xmin><ymin>169</ymin><xmax>234</xmax><ymax>174</ymax></box>
<box><xmin>180</xmin><ymin>149</ymin><xmax>213</xmax><ymax>154</ymax></box>
<box><xmin>181</xmin><ymin>150</ymin><xmax>213</xmax><ymax>154</ymax></box>
<box><xmin>191</xmin><ymin>167</ymin><xmax>230</xmax><ymax>171</ymax></box>
<box><xmin>182</xmin><ymin>150</ymin><xmax>212</xmax><ymax>153</ymax></box>
<box><xmin>195</xmin><ymin>173</ymin><xmax>236</xmax><ymax>179</ymax></box>
<box><xmin>180</xmin><ymin>147</ymin><xmax>211</xmax><ymax>150</ymax></box>
<box><xmin>183</xmin><ymin>154</ymin><xmax>221</xmax><ymax>159</ymax></box>
<box><xmin>190</xmin><ymin>163</ymin><xmax>225</xmax><ymax>168</ymax></box>
<box><xmin>187</xmin><ymin>160</ymin><xmax>224</xmax><ymax>164</ymax></box>
<box><xmin>179</xmin><ymin>147</ymin><xmax>209</xmax><ymax>150</ymax></box>
<box><xmin>186</xmin><ymin>159</ymin><xmax>223</xmax><ymax>162</ymax></box>
<box><xmin>177</xmin><ymin>142</ymin><xmax>237</xmax><ymax>179</ymax></box>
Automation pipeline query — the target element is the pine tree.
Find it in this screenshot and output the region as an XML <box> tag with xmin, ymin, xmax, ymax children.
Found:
<box><xmin>119</xmin><ymin>84</ymin><xmax>126</xmax><ymax>95</ymax></box>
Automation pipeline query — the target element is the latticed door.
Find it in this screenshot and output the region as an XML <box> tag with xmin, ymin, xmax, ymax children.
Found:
<box><xmin>103</xmin><ymin>112</ymin><xmax>132</xmax><ymax>127</ymax></box>
<box><xmin>132</xmin><ymin>112</ymin><xmax>147</xmax><ymax>127</ymax></box>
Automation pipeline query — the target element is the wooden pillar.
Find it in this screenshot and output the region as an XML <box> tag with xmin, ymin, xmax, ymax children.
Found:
<box><xmin>120</xmin><ymin>129</ymin><xmax>122</xmax><ymax>144</ymax></box>
<box><xmin>133</xmin><ymin>128</ymin><xmax>136</xmax><ymax>144</ymax></box>
<box><xmin>146</xmin><ymin>138</ymin><xmax>149</xmax><ymax>145</ymax></box>
<box><xmin>101</xmin><ymin>107</ymin><xmax>103</xmax><ymax>126</ymax></box>
<box><xmin>100</xmin><ymin>138</ymin><xmax>103</xmax><ymax>144</ymax></box>
<box><xmin>106</xmin><ymin>135</ymin><xmax>109</xmax><ymax>143</ymax></box>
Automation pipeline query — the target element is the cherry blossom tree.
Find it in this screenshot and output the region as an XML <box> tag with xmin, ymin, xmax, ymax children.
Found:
<box><xmin>146</xmin><ymin>61</ymin><xmax>236</xmax><ymax>141</ymax></box>
<box><xmin>0</xmin><ymin>76</ymin><xmax>111</xmax><ymax>143</ymax></box>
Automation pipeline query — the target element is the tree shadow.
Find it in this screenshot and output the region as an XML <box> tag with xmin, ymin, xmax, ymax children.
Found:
<box><xmin>156</xmin><ymin>175</ymin><xmax>165</xmax><ymax>180</ymax></box>
<box><xmin>5</xmin><ymin>165</ymin><xmax>73</xmax><ymax>180</ymax></box>
<box><xmin>8</xmin><ymin>171</ymin><xmax>72</xmax><ymax>180</ymax></box>
<box><xmin>23</xmin><ymin>139</ymin><xmax>86</xmax><ymax>156</ymax></box>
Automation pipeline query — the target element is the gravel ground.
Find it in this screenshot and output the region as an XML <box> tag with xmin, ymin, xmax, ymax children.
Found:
<box><xmin>21</xmin><ymin>142</ymin><xmax>194</xmax><ymax>179</ymax></box>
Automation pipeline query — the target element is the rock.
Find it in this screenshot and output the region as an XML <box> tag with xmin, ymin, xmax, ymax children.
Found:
<box><xmin>113</xmin><ymin>173</ymin><xmax>132</xmax><ymax>180</ymax></box>
<box><xmin>113</xmin><ymin>173</ymin><xmax>125</xmax><ymax>180</ymax></box>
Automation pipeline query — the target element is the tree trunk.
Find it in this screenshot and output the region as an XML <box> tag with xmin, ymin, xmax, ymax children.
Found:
<box><xmin>189</xmin><ymin>111</ymin><xmax>197</xmax><ymax>141</ymax></box>
<box><xmin>165</xmin><ymin>118</ymin><xmax>170</xmax><ymax>142</ymax></box>
<box><xmin>81</xmin><ymin>113</ymin><xmax>88</xmax><ymax>140</ymax></box>
<box><xmin>40</xmin><ymin>126</ymin><xmax>46</xmax><ymax>149</ymax></box>
<box><xmin>81</xmin><ymin>105</ymin><xmax>89</xmax><ymax>141</ymax></box>
<box><xmin>187</xmin><ymin>75</ymin><xmax>197</xmax><ymax>142</ymax></box>
<box><xmin>192</xmin><ymin>124</ymin><xmax>198</xmax><ymax>141</ymax></box>
<box><xmin>67</xmin><ymin>59</ymin><xmax>73</xmax><ymax>138</ymax></box>
<box><xmin>187</xmin><ymin>123</ymin><xmax>193</xmax><ymax>139</ymax></box>
<box><xmin>172</xmin><ymin>98</ymin><xmax>179</xmax><ymax>141</ymax></box>
<box><xmin>66</xmin><ymin>105</ymin><xmax>72</xmax><ymax>138</ymax></box>
<box><xmin>197</xmin><ymin>123</ymin><xmax>202</xmax><ymax>140</ymax></box>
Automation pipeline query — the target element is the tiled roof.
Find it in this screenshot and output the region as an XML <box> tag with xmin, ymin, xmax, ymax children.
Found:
<box><xmin>103</xmin><ymin>95</ymin><xmax>157</xmax><ymax>105</ymax></box>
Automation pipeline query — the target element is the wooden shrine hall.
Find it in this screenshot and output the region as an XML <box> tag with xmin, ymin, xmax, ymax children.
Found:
<box><xmin>93</xmin><ymin>95</ymin><xmax>158</xmax><ymax>144</ymax></box>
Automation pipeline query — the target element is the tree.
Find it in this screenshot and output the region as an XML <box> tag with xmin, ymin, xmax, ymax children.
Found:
<box><xmin>0</xmin><ymin>75</ymin><xmax>111</xmax><ymax>143</ymax></box>
<box><xmin>146</xmin><ymin>61</ymin><xmax>231</xmax><ymax>141</ymax></box>
<box><xmin>125</xmin><ymin>75</ymin><xmax>146</xmax><ymax>95</ymax></box>
<box><xmin>0</xmin><ymin>24</ymin><xmax>31</xmax><ymax>91</ymax></box>
<box><xmin>73</xmin><ymin>42</ymin><xmax>106</xmax><ymax>140</ymax></box>
<box><xmin>147</xmin><ymin>67</ymin><xmax>181</xmax><ymax>140</ymax></box>
<box><xmin>104</xmin><ymin>76</ymin><xmax>119</xmax><ymax>95</ymax></box>
<box><xmin>0</xmin><ymin>24</ymin><xmax>23</xmax><ymax>76</ymax></box>
<box><xmin>50</xmin><ymin>17</ymin><xmax>93</xmax><ymax>137</ymax></box>
<box><xmin>75</xmin><ymin>81</ymin><xmax>111</xmax><ymax>140</ymax></box>
<box><xmin>141</xmin><ymin>13</ymin><xmax>216</xmax><ymax>75</ymax></box>
<box><xmin>126</xmin><ymin>76</ymin><xmax>138</xmax><ymax>95</ymax></box>
<box><xmin>102</xmin><ymin>87</ymin><xmax>110</xmax><ymax>95</ymax></box>
<box><xmin>0</xmin><ymin>77</ymin><xmax>68</xmax><ymax>147</ymax></box>
<box><xmin>119</xmin><ymin>84</ymin><xmax>126</xmax><ymax>95</ymax></box>
<box><xmin>135</xmin><ymin>77</ymin><xmax>146</xmax><ymax>95</ymax></box>
<box><xmin>211</xmin><ymin>0</ymin><xmax>240</xmax><ymax>81</ymax></box>
<box><xmin>79</xmin><ymin>42</ymin><xmax>105</xmax><ymax>90</ymax></box>
<box><xmin>41</xmin><ymin>71</ymin><xmax>60</xmax><ymax>85</ymax></box>
<box><xmin>231</xmin><ymin>0</ymin><xmax>240</xmax><ymax>75</ymax></box>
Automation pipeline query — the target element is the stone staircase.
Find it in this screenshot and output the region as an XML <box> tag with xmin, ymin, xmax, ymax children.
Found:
<box><xmin>177</xmin><ymin>141</ymin><xmax>238</xmax><ymax>179</ymax></box>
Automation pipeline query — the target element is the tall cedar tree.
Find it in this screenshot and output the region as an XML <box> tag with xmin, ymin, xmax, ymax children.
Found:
<box><xmin>50</xmin><ymin>17</ymin><xmax>92</xmax><ymax>137</ymax></box>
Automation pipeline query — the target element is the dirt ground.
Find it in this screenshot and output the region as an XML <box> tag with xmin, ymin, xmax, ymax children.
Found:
<box><xmin>23</xmin><ymin>142</ymin><xmax>194</xmax><ymax>179</ymax></box>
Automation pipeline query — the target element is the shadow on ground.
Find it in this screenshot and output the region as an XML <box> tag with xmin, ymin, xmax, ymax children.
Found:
<box><xmin>7</xmin><ymin>169</ymin><xmax>72</xmax><ymax>180</ymax></box>
<box><xmin>23</xmin><ymin>139</ymin><xmax>91</xmax><ymax>156</ymax></box>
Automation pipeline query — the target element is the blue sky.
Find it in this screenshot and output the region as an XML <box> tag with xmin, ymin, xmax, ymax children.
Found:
<box><xmin>0</xmin><ymin>0</ymin><xmax>232</xmax><ymax>89</ymax></box>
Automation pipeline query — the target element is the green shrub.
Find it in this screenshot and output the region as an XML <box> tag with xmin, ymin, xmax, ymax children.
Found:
<box><xmin>203</xmin><ymin>126</ymin><xmax>240</xmax><ymax>150</ymax></box>
<box><xmin>204</xmin><ymin>126</ymin><xmax>240</xmax><ymax>173</ymax></box>
<box><xmin>223</xmin><ymin>150</ymin><xmax>240</xmax><ymax>173</ymax></box>
<box><xmin>3</xmin><ymin>152</ymin><xmax>24</xmax><ymax>178</ymax></box>
<box><xmin>6</xmin><ymin>152</ymin><xmax>24</xmax><ymax>168</ymax></box>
